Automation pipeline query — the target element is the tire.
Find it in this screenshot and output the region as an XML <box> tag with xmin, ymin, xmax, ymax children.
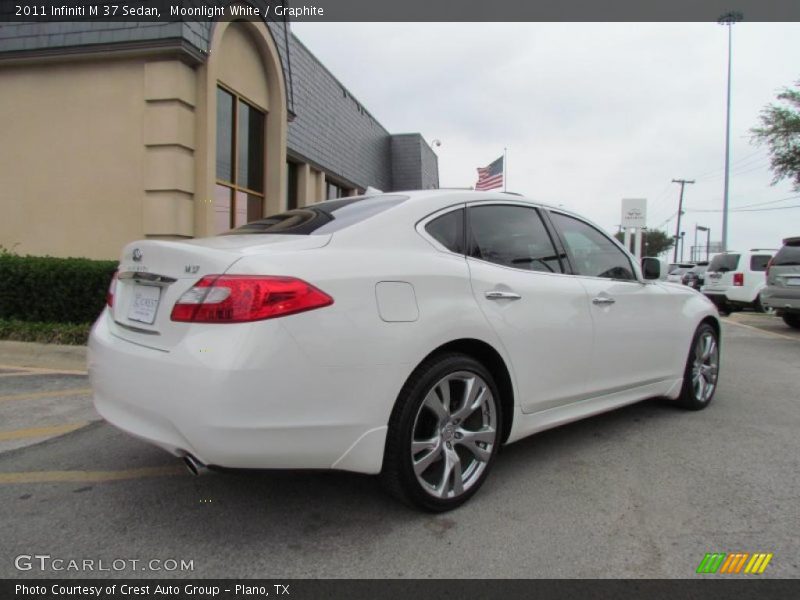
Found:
<box><xmin>783</xmin><ymin>313</ymin><xmax>800</xmax><ymax>329</ymax></box>
<box><xmin>381</xmin><ymin>353</ymin><xmax>502</xmax><ymax>512</ymax></box>
<box><xmin>754</xmin><ymin>295</ymin><xmax>773</xmax><ymax>314</ymax></box>
<box><xmin>676</xmin><ymin>323</ymin><xmax>720</xmax><ymax>410</ymax></box>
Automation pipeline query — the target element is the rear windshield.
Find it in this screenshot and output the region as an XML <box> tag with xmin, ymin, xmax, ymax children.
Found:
<box><xmin>750</xmin><ymin>255</ymin><xmax>771</xmax><ymax>272</ymax></box>
<box><xmin>773</xmin><ymin>243</ymin><xmax>800</xmax><ymax>266</ymax></box>
<box><xmin>708</xmin><ymin>254</ymin><xmax>740</xmax><ymax>272</ymax></box>
<box><xmin>225</xmin><ymin>195</ymin><xmax>408</xmax><ymax>235</ymax></box>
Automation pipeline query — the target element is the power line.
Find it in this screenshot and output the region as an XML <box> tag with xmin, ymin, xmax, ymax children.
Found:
<box><xmin>694</xmin><ymin>155</ymin><xmax>768</xmax><ymax>181</ymax></box>
<box><xmin>695</xmin><ymin>157</ymin><xmax>770</xmax><ymax>182</ymax></box>
<box><xmin>733</xmin><ymin>194</ymin><xmax>800</xmax><ymax>209</ymax></box>
<box><xmin>690</xmin><ymin>149</ymin><xmax>764</xmax><ymax>180</ymax></box>
<box><xmin>736</xmin><ymin>204</ymin><xmax>800</xmax><ymax>212</ymax></box>
<box><xmin>685</xmin><ymin>204</ymin><xmax>800</xmax><ymax>213</ymax></box>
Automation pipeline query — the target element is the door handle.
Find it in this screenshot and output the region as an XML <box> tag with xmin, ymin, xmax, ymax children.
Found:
<box><xmin>485</xmin><ymin>290</ymin><xmax>522</xmax><ymax>301</ymax></box>
<box><xmin>592</xmin><ymin>297</ymin><xmax>616</xmax><ymax>306</ymax></box>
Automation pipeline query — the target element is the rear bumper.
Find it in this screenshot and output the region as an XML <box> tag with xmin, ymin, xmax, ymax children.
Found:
<box><xmin>88</xmin><ymin>311</ymin><xmax>397</xmax><ymax>474</ymax></box>
<box><xmin>761</xmin><ymin>287</ymin><xmax>800</xmax><ymax>313</ymax></box>
<box><xmin>702</xmin><ymin>288</ymin><xmax>757</xmax><ymax>307</ymax></box>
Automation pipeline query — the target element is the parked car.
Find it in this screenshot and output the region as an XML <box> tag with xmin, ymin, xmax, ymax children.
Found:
<box><xmin>702</xmin><ymin>249</ymin><xmax>775</xmax><ymax>314</ymax></box>
<box><xmin>666</xmin><ymin>263</ymin><xmax>696</xmax><ymax>284</ymax></box>
<box><xmin>761</xmin><ymin>236</ymin><xmax>800</xmax><ymax>329</ymax></box>
<box><xmin>89</xmin><ymin>190</ymin><xmax>721</xmax><ymax>511</ymax></box>
<box><xmin>682</xmin><ymin>262</ymin><xmax>709</xmax><ymax>290</ymax></box>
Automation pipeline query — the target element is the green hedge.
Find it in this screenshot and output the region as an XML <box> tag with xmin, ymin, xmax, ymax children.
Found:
<box><xmin>0</xmin><ymin>319</ymin><xmax>91</xmax><ymax>345</ymax></box>
<box><xmin>0</xmin><ymin>254</ymin><xmax>117</xmax><ymax>324</ymax></box>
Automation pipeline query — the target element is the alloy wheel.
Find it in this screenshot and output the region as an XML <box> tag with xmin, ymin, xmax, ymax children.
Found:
<box><xmin>691</xmin><ymin>331</ymin><xmax>719</xmax><ymax>403</ymax></box>
<box><xmin>410</xmin><ymin>371</ymin><xmax>497</xmax><ymax>499</ymax></box>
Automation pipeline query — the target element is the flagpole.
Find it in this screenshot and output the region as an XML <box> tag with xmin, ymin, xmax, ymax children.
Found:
<box><xmin>503</xmin><ymin>147</ymin><xmax>507</xmax><ymax>192</ymax></box>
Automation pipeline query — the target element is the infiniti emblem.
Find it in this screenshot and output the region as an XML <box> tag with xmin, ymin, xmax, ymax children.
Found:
<box><xmin>132</xmin><ymin>248</ymin><xmax>143</xmax><ymax>262</ymax></box>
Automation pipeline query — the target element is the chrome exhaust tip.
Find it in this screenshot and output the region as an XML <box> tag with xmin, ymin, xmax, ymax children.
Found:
<box><xmin>183</xmin><ymin>454</ymin><xmax>208</xmax><ymax>476</ymax></box>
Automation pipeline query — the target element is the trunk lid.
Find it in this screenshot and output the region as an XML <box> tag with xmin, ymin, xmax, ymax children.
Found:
<box><xmin>108</xmin><ymin>235</ymin><xmax>330</xmax><ymax>350</ymax></box>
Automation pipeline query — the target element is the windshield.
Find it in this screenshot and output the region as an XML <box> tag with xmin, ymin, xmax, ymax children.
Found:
<box><xmin>224</xmin><ymin>195</ymin><xmax>408</xmax><ymax>235</ymax></box>
<box><xmin>708</xmin><ymin>254</ymin><xmax>740</xmax><ymax>273</ymax></box>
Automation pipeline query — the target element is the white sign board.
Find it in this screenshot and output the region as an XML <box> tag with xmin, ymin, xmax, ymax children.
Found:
<box><xmin>621</xmin><ymin>198</ymin><xmax>647</xmax><ymax>228</ymax></box>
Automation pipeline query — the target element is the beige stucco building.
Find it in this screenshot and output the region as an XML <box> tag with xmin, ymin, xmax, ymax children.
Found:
<box><xmin>0</xmin><ymin>20</ymin><xmax>438</xmax><ymax>259</ymax></box>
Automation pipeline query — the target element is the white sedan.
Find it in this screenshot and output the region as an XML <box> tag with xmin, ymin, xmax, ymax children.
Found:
<box><xmin>89</xmin><ymin>190</ymin><xmax>721</xmax><ymax>511</ymax></box>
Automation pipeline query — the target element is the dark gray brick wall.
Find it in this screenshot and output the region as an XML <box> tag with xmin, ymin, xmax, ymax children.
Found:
<box><xmin>0</xmin><ymin>21</ymin><xmax>433</xmax><ymax>192</ymax></box>
<box><xmin>0</xmin><ymin>22</ymin><xmax>185</xmax><ymax>51</ymax></box>
<box><xmin>391</xmin><ymin>134</ymin><xmax>439</xmax><ymax>190</ymax></box>
<box><xmin>418</xmin><ymin>136</ymin><xmax>440</xmax><ymax>189</ymax></box>
<box><xmin>285</xmin><ymin>35</ymin><xmax>392</xmax><ymax>191</ymax></box>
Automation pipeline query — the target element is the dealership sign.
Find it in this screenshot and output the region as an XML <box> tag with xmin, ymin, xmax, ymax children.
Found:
<box><xmin>621</xmin><ymin>198</ymin><xmax>647</xmax><ymax>228</ymax></box>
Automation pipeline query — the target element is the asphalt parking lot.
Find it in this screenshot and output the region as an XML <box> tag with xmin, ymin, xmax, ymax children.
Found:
<box><xmin>1</xmin><ymin>316</ymin><xmax>799</xmax><ymax>579</ymax></box>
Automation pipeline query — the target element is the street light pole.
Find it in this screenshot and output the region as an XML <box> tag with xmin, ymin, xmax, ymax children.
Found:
<box><xmin>696</xmin><ymin>225</ymin><xmax>710</xmax><ymax>261</ymax></box>
<box><xmin>719</xmin><ymin>11</ymin><xmax>742</xmax><ymax>252</ymax></box>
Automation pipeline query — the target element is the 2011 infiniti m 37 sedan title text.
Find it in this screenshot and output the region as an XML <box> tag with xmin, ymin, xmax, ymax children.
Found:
<box><xmin>89</xmin><ymin>190</ymin><xmax>721</xmax><ymax>511</ymax></box>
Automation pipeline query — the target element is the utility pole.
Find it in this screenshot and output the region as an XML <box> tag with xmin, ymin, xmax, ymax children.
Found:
<box><xmin>719</xmin><ymin>11</ymin><xmax>742</xmax><ymax>252</ymax></box>
<box><xmin>672</xmin><ymin>179</ymin><xmax>695</xmax><ymax>262</ymax></box>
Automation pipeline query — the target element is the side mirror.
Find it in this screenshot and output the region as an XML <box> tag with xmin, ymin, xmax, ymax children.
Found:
<box><xmin>641</xmin><ymin>257</ymin><xmax>665</xmax><ymax>280</ymax></box>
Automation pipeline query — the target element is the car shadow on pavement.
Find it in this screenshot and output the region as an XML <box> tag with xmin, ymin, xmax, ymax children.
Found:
<box><xmin>0</xmin><ymin>395</ymin><xmax>724</xmax><ymax>578</ymax></box>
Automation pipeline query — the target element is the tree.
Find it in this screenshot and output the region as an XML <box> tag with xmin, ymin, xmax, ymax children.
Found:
<box><xmin>615</xmin><ymin>229</ymin><xmax>675</xmax><ymax>258</ymax></box>
<box><xmin>751</xmin><ymin>81</ymin><xmax>800</xmax><ymax>191</ymax></box>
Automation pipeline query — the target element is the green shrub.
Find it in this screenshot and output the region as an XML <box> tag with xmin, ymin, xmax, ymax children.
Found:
<box><xmin>0</xmin><ymin>254</ymin><xmax>117</xmax><ymax>324</ymax></box>
<box><xmin>0</xmin><ymin>320</ymin><xmax>91</xmax><ymax>345</ymax></box>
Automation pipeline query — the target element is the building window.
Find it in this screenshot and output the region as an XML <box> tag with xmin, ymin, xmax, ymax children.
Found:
<box><xmin>215</xmin><ymin>86</ymin><xmax>266</xmax><ymax>232</ymax></box>
<box><xmin>286</xmin><ymin>161</ymin><xmax>299</xmax><ymax>210</ymax></box>
<box><xmin>326</xmin><ymin>179</ymin><xmax>346</xmax><ymax>200</ymax></box>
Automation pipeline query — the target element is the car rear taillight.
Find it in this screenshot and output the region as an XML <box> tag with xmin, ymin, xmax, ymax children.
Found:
<box><xmin>170</xmin><ymin>275</ymin><xmax>333</xmax><ymax>323</ymax></box>
<box><xmin>733</xmin><ymin>272</ymin><xmax>744</xmax><ymax>286</ymax></box>
<box><xmin>107</xmin><ymin>270</ymin><xmax>119</xmax><ymax>307</ymax></box>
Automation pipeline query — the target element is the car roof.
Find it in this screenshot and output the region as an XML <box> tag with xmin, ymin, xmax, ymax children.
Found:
<box><xmin>372</xmin><ymin>189</ymin><xmax>581</xmax><ymax>219</ymax></box>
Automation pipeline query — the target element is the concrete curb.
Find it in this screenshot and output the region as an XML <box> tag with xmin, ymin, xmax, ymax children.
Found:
<box><xmin>0</xmin><ymin>340</ymin><xmax>87</xmax><ymax>372</ymax></box>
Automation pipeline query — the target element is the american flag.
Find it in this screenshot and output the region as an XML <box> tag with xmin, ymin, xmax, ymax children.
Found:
<box><xmin>475</xmin><ymin>156</ymin><xmax>504</xmax><ymax>191</ymax></box>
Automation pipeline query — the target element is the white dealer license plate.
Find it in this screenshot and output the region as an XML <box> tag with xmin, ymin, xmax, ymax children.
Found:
<box><xmin>787</xmin><ymin>278</ymin><xmax>800</xmax><ymax>286</ymax></box>
<box><xmin>128</xmin><ymin>284</ymin><xmax>161</xmax><ymax>324</ymax></box>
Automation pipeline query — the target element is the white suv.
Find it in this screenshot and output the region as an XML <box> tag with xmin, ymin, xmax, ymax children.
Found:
<box><xmin>702</xmin><ymin>249</ymin><xmax>775</xmax><ymax>314</ymax></box>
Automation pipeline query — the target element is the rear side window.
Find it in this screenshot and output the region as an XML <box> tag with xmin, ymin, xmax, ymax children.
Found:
<box><xmin>550</xmin><ymin>212</ymin><xmax>635</xmax><ymax>280</ymax></box>
<box><xmin>750</xmin><ymin>255</ymin><xmax>771</xmax><ymax>272</ymax></box>
<box><xmin>468</xmin><ymin>205</ymin><xmax>563</xmax><ymax>273</ymax></box>
<box><xmin>773</xmin><ymin>243</ymin><xmax>800</xmax><ymax>266</ymax></box>
<box><xmin>425</xmin><ymin>208</ymin><xmax>464</xmax><ymax>254</ymax></box>
<box><xmin>226</xmin><ymin>195</ymin><xmax>408</xmax><ymax>235</ymax></box>
<box><xmin>708</xmin><ymin>254</ymin><xmax>740</xmax><ymax>272</ymax></box>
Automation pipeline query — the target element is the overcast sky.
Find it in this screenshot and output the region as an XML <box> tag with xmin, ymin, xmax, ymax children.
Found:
<box><xmin>292</xmin><ymin>22</ymin><xmax>800</xmax><ymax>258</ymax></box>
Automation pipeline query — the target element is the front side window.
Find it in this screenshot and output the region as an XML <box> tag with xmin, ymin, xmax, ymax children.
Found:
<box><xmin>467</xmin><ymin>205</ymin><xmax>563</xmax><ymax>273</ymax></box>
<box><xmin>215</xmin><ymin>86</ymin><xmax>266</xmax><ymax>233</ymax></box>
<box><xmin>550</xmin><ymin>212</ymin><xmax>635</xmax><ymax>280</ymax></box>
